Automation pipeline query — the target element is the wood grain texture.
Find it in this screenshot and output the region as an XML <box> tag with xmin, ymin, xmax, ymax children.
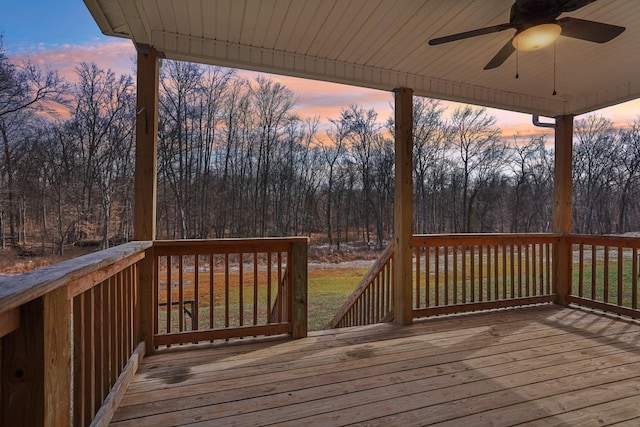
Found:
<box><xmin>134</xmin><ymin>47</ymin><xmax>159</xmax><ymax>241</ymax></box>
<box><xmin>553</xmin><ymin>115</ymin><xmax>574</xmax><ymax>305</ymax></box>
<box><xmin>1</xmin><ymin>287</ymin><xmax>70</xmax><ymax>427</ymax></box>
<box><xmin>92</xmin><ymin>342</ymin><xmax>145</xmax><ymax>427</ymax></box>
<box><xmin>0</xmin><ymin>241</ymin><xmax>151</xmax><ymax>315</ymax></box>
<box><xmin>393</xmin><ymin>87</ymin><xmax>413</xmax><ymax>326</ymax></box>
<box><xmin>290</xmin><ymin>241</ymin><xmax>308</xmax><ymax>338</ymax></box>
<box><xmin>0</xmin><ymin>308</ymin><xmax>19</xmax><ymax>338</ymax></box>
<box><xmin>109</xmin><ymin>305</ymin><xmax>640</xmax><ymax>426</ymax></box>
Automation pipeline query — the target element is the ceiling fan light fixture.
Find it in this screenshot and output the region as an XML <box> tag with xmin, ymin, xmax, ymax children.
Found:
<box><xmin>512</xmin><ymin>23</ymin><xmax>562</xmax><ymax>51</ymax></box>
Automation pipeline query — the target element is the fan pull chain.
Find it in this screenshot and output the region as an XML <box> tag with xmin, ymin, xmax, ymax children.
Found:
<box><xmin>552</xmin><ymin>41</ymin><xmax>557</xmax><ymax>96</ymax></box>
<box><xmin>515</xmin><ymin>39</ymin><xmax>519</xmax><ymax>79</ymax></box>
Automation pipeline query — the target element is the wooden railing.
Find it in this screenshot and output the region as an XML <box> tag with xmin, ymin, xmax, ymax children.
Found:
<box><xmin>412</xmin><ymin>234</ymin><xmax>559</xmax><ymax>317</ymax></box>
<box><xmin>568</xmin><ymin>235</ymin><xmax>640</xmax><ymax>319</ymax></box>
<box><xmin>330</xmin><ymin>242</ymin><xmax>395</xmax><ymax>328</ymax></box>
<box><xmin>0</xmin><ymin>241</ymin><xmax>151</xmax><ymax>427</ymax></box>
<box><xmin>413</xmin><ymin>234</ymin><xmax>557</xmax><ymax>317</ymax></box>
<box><xmin>332</xmin><ymin>234</ymin><xmax>560</xmax><ymax>328</ymax></box>
<box><xmin>152</xmin><ymin>237</ymin><xmax>308</xmax><ymax>347</ymax></box>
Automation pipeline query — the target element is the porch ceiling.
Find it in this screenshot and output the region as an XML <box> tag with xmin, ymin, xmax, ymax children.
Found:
<box><xmin>84</xmin><ymin>0</ymin><xmax>640</xmax><ymax>117</ymax></box>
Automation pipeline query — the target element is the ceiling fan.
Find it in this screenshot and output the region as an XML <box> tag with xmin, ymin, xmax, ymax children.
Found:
<box><xmin>428</xmin><ymin>0</ymin><xmax>625</xmax><ymax>70</ymax></box>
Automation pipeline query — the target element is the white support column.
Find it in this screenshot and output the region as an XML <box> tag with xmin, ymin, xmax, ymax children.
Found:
<box><xmin>393</xmin><ymin>87</ymin><xmax>414</xmax><ymax>325</ymax></box>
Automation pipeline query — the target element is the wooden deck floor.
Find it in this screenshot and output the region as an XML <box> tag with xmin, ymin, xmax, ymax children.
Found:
<box><xmin>111</xmin><ymin>305</ymin><xmax>640</xmax><ymax>426</ymax></box>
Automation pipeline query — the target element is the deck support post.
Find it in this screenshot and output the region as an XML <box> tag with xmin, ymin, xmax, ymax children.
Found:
<box><xmin>135</xmin><ymin>46</ymin><xmax>159</xmax><ymax>354</ymax></box>
<box><xmin>291</xmin><ymin>240</ymin><xmax>308</xmax><ymax>338</ymax></box>
<box><xmin>393</xmin><ymin>87</ymin><xmax>414</xmax><ymax>325</ymax></box>
<box><xmin>553</xmin><ymin>114</ymin><xmax>574</xmax><ymax>305</ymax></box>
<box><xmin>1</xmin><ymin>287</ymin><xmax>70</xmax><ymax>427</ymax></box>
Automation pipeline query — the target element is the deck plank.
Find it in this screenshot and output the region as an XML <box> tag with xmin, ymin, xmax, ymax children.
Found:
<box><xmin>111</xmin><ymin>305</ymin><xmax>640</xmax><ymax>426</ymax></box>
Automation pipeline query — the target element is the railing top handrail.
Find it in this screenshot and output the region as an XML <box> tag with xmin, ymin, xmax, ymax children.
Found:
<box><xmin>412</xmin><ymin>233</ymin><xmax>561</xmax><ymax>245</ymax></box>
<box><xmin>153</xmin><ymin>237</ymin><xmax>309</xmax><ymax>247</ymax></box>
<box><xmin>0</xmin><ymin>241</ymin><xmax>152</xmax><ymax>315</ymax></box>
<box><xmin>412</xmin><ymin>232</ymin><xmax>561</xmax><ymax>239</ymax></box>
<box><xmin>329</xmin><ymin>241</ymin><xmax>395</xmax><ymax>328</ymax></box>
<box><xmin>152</xmin><ymin>237</ymin><xmax>310</xmax><ymax>255</ymax></box>
<box><xmin>567</xmin><ymin>234</ymin><xmax>640</xmax><ymax>248</ymax></box>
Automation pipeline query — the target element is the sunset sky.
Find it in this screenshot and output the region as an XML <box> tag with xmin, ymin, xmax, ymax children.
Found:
<box><xmin>2</xmin><ymin>0</ymin><xmax>639</xmax><ymax>140</ymax></box>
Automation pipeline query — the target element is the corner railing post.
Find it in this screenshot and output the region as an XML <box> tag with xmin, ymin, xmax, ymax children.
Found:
<box><xmin>554</xmin><ymin>235</ymin><xmax>571</xmax><ymax>305</ymax></box>
<box><xmin>290</xmin><ymin>239</ymin><xmax>308</xmax><ymax>338</ymax></box>
<box><xmin>1</xmin><ymin>286</ymin><xmax>70</xmax><ymax>427</ymax></box>
<box><xmin>138</xmin><ymin>245</ymin><xmax>156</xmax><ymax>354</ymax></box>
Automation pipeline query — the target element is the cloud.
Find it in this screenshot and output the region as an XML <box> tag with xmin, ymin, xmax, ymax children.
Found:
<box><xmin>11</xmin><ymin>39</ymin><xmax>136</xmax><ymax>82</ymax></box>
<box><xmin>236</xmin><ymin>70</ymin><xmax>394</xmax><ymax>125</ymax></box>
<box><xmin>10</xmin><ymin>38</ymin><xmax>639</xmax><ymax>140</ymax></box>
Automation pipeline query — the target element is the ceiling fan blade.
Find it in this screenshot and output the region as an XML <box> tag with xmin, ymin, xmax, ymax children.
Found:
<box><xmin>429</xmin><ymin>23</ymin><xmax>514</xmax><ymax>46</ymax></box>
<box><xmin>484</xmin><ymin>38</ymin><xmax>516</xmax><ymax>70</ymax></box>
<box><xmin>558</xmin><ymin>17</ymin><xmax>625</xmax><ymax>43</ymax></box>
<box><xmin>557</xmin><ymin>0</ymin><xmax>598</xmax><ymax>13</ymax></box>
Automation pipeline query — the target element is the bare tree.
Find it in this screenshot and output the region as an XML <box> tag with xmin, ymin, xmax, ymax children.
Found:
<box><xmin>615</xmin><ymin>117</ymin><xmax>640</xmax><ymax>233</ymax></box>
<box><xmin>508</xmin><ymin>135</ymin><xmax>553</xmax><ymax>232</ymax></box>
<box><xmin>449</xmin><ymin>106</ymin><xmax>504</xmax><ymax>232</ymax></box>
<box><xmin>573</xmin><ymin>115</ymin><xmax>618</xmax><ymax>234</ymax></box>
<box><xmin>70</xmin><ymin>62</ymin><xmax>135</xmax><ymax>248</ymax></box>
<box><xmin>0</xmin><ymin>37</ymin><xmax>67</xmax><ymax>246</ymax></box>
<box><xmin>323</xmin><ymin>117</ymin><xmax>348</xmax><ymax>245</ymax></box>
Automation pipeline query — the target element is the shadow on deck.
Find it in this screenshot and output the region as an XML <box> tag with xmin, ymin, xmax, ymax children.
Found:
<box><xmin>111</xmin><ymin>305</ymin><xmax>640</xmax><ymax>426</ymax></box>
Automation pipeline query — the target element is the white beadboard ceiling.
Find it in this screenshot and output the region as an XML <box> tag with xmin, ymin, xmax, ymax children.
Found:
<box><xmin>84</xmin><ymin>0</ymin><xmax>640</xmax><ymax>117</ymax></box>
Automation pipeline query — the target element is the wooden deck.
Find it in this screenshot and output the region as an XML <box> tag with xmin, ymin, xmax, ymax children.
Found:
<box><xmin>111</xmin><ymin>305</ymin><xmax>640</xmax><ymax>426</ymax></box>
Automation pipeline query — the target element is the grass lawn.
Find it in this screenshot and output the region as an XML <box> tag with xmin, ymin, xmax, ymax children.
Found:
<box><xmin>307</xmin><ymin>263</ymin><xmax>371</xmax><ymax>330</ymax></box>
<box><xmin>156</xmin><ymin>261</ymin><xmax>373</xmax><ymax>333</ymax></box>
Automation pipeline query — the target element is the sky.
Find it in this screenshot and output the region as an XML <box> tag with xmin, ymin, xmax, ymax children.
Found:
<box><xmin>2</xmin><ymin>0</ymin><xmax>639</xmax><ymax>141</ymax></box>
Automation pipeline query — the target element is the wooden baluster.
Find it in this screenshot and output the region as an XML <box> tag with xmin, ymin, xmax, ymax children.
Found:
<box><xmin>444</xmin><ymin>246</ymin><xmax>449</xmax><ymax>305</ymax></box>
<box><xmin>591</xmin><ymin>244</ymin><xmax>597</xmax><ymax>300</ymax></box>
<box><xmin>238</xmin><ymin>253</ymin><xmax>244</xmax><ymax>327</ymax></box>
<box><xmin>426</xmin><ymin>246</ymin><xmax>430</xmax><ymax>307</ymax></box>
<box><xmin>517</xmin><ymin>245</ymin><xmax>523</xmax><ymax>298</ymax></box>
<box><xmin>524</xmin><ymin>244</ymin><xmax>529</xmax><ymax>297</ymax></box>
<box><xmin>166</xmin><ymin>256</ymin><xmax>172</xmax><ymax>335</ymax></box>
<box><xmin>502</xmin><ymin>244</ymin><xmax>507</xmax><ymax>299</ymax></box>
<box><xmin>253</xmin><ymin>252</ymin><xmax>258</xmax><ymax>326</ymax></box>
<box><xmin>178</xmin><ymin>256</ymin><xmax>184</xmax><ymax>332</ymax></box>
<box><xmin>209</xmin><ymin>253</ymin><xmax>214</xmax><ymax>330</ymax></box>
<box><xmin>225</xmin><ymin>253</ymin><xmax>230</xmax><ymax>328</ymax></box>
<box><xmin>478</xmin><ymin>245</ymin><xmax>483</xmax><ymax>302</ymax></box>
<box><xmin>485</xmin><ymin>245</ymin><xmax>490</xmax><ymax>301</ymax></box>
<box><xmin>604</xmin><ymin>246</ymin><xmax>609</xmax><ymax>303</ymax></box>
<box><xmin>194</xmin><ymin>255</ymin><xmax>199</xmax><ymax>332</ymax></box>
<box><xmin>510</xmin><ymin>244</ymin><xmax>515</xmax><ymax>298</ymax></box>
<box><xmin>470</xmin><ymin>245</ymin><xmax>475</xmax><ymax>303</ymax></box>
<box><xmin>462</xmin><ymin>246</ymin><xmax>467</xmax><ymax>303</ymax></box>
<box><xmin>617</xmin><ymin>247</ymin><xmax>623</xmax><ymax>306</ymax></box>
<box><xmin>493</xmin><ymin>244</ymin><xmax>500</xmax><ymax>300</ymax></box>
<box><xmin>633</xmin><ymin>248</ymin><xmax>638</xmax><ymax>309</ymax></box>
<box><xmin>434</xmin><ymin>246</ymin><xmax>440</xmax><ymax>306</ymax></box>
<box><xmin>453</xmin><ymin>246</ymin><xmax>458</xmax><ymax>305</ymax></box>
<box><xmin>267</xmin><ymin>252</ymin><xmax>272</xmax><ymax>324</ymax></box>
<box><xmin>415</xmin><ymin>247</ymin><xmax>421</xmax><ymax>309</ymax></box>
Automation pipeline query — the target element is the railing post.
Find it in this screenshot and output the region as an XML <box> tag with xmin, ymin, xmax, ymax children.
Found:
<box><xmin>1</xmin><ymin>287</ymin><xmax>70</xmax><ymax>427</ymax></box>
<box><xmin>138</xmin><ymin>246</ymin><xmax>155</xmax><ymax>354</ymax></box>
<box><xmin>553</xmin><ymin>114</ymin><xmax>574</xmax><ymax>305</ymax></box>
<box><xmin>290</xmin><ymin>240</ymin><xmax>308</xmax><ymax>338</ymax></box>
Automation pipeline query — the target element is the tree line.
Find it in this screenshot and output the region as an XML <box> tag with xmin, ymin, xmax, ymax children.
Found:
<box><xmin>2</xmin><ymin>42</ymin><xmax>640</xmax><ymax>254</ymax></box>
